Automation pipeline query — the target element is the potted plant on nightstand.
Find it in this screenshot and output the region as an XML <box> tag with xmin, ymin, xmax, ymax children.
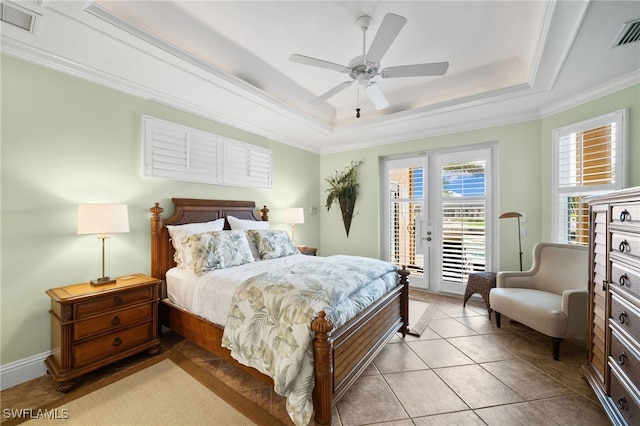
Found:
<box><xmin>325</xmin><ymin>161</ymin><xmax>361</xmax><ymax>237</ymax></box>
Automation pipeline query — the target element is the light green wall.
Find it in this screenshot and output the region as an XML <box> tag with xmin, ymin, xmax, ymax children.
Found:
<box><xmin>0</xmin><ymin>55</ymin><xmax>320</xmax><ymax>364</ymax></box>
<box><xmin>320</xmin><ymin>84</ymin><xmax>640</xmax><ymax>272</ymax></box>
<box><xmin>2</xmin><ymin>52</ymin><xmax>638</xmax><ymax>367</ymax></box>
<box><xmin>320</xmin><ymin>121</ymin><xmax>542</xmax><ymax>270</ymax></box>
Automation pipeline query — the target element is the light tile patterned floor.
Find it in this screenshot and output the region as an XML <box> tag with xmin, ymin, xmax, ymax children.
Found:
<box><xmin>1</xmin><ymin>290</ymin><xmax>611</xmax><ymax>425</ymax></box>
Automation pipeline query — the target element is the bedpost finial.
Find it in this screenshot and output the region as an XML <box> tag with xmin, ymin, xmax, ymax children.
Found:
<box><xmin>261</xmin><ymin>205</ymin><xmax>270</xmax><ymax>221</ymax></box>
<box><xmin>150</xmin><ymin>202</ymin><xmax>164</xmax><ymax>218</ymax></box>
<box><xmin>312</xmin><ymin>310</ymin><xmax>334</xmax><ymax>334</ymax></box>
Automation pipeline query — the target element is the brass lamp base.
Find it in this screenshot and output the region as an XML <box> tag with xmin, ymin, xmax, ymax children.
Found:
<box><xmin>91</xmin><ymin>277</ymin><xmax>117</xmax><ymax>286</ymax></box>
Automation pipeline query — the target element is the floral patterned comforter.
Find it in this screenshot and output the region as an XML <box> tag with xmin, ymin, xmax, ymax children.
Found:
<box><xmin>221</xmin><ymin>255</ymin><xmax>399</xmax><ymax>426</ymax></box>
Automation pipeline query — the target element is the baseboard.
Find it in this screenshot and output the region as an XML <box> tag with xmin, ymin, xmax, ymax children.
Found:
<box><xmin>0</xmin><ymin>351</ymin><xmax>50</xmax><ymax>391</ymax></box>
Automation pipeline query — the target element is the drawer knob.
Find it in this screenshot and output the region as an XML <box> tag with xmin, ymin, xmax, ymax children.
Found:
<box><xmin>618</xmin><ymin>352</ymin><xmax>627</xmax><ymax>365</ymax></box>
<box><xmin>618</xmin><ymin>240</ymin><xmax>630</xmax><ymax>253</ymax></box>
<box><xmin>620</xmin><ymin>209</ymin><xmax>631</xmax><ymax>222</ymax></box>
<box><xmin>114</xmin><ymin>296</ymin><xmax>123</xmax><ymax>306</ymax></box>
<box><xmin>111</xmin><ymin>316</ymin><xmax>120</xmax><ymax>326</ymax></box>
<box><xmin>113</xmin><ymin>337</ymin><xmax>122</xmax><ymax>347</ymax></box>
<box><xmin>619</xmin><ymin>274</ymin><xmax>629</xmax><ymax>287</ymax></box>
<box><xmin>617</xmin><ymin>396</ymin><xmax>626</xmax><ymax>410</ymax></box>
<box><xmin>618</xmin><ymin>311</ymin><xmax>628</xmax><ymax>324</ymax></box>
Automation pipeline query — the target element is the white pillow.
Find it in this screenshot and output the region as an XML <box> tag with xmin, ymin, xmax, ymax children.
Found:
<box><xmin>226</xmin><ymin>215</ymin><xmax>270</xmax><ymax>230</ymax></box>
<box><xmin>226</xmin><ymin>215</ymin><xmax>269</xmax><ymax>259</ymax></box>
<box><xmin>166</xmin><ymin>219</ymin><xmax>225</xmax><ymax>268</ymax></box>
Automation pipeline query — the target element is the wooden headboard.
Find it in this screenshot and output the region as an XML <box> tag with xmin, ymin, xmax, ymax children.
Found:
<box><xmin>149</xmin><ymin>198</ymin><xmax>269</xmax><ymax>280</ymax></box>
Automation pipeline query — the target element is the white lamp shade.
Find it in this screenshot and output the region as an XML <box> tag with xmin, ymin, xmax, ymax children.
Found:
<box><xmin>283</xmin><ymin>207</ymin><xmax>304</xmax><ymax>224</ymax></box>
<box><xmin>77</xmin><ymin>204</ymin><xmax>130</xmax><ymax>235</ymax></box>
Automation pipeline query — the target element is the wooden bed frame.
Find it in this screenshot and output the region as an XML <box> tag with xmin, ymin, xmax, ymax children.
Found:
<box><xmin>150</xmin><ymin>198</ymin><xmax>409</xmax><ymax>425</ymax></box>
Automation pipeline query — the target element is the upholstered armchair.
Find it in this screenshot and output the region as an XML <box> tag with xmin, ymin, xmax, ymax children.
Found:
<box><xmin>489</xmin><ymin>242</ymin><xmax>588</xmax><ymax>360</ymax></box>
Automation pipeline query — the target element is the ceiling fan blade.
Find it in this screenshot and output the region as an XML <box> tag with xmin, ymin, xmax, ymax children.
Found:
<box><xmin>381</xmin><ymin>62</ymin><xmax>450</xmax><ymax>78</ymax></box>
<box><xmin>290</xmin><ymin>54</ymin><xmax>351</xmax><ymax>73</ymax></box>
<box><xmin>311</xmin><ymin>81</ymin><xmax>354</xmax><ymax>103</ymax></box>
<box><xmin>366</xmin><ymin>13</ymin><xmax>407</xmax><ymax>64</ymax></box>
<box><xmin>365</xmin><ymin>82</ymin><xmax>390</xmax><ymax>110</ymax></box>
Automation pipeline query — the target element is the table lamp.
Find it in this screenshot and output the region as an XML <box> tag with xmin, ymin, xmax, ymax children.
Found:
<box><xmin>78</xmin><ymin>204</ymin><xmax>130</xmax><ymax>285</ymax></box>
<box><xmin>283</xmin><ymin>207</ymin><xmax>304</xmax><ymax>245</ymax></box>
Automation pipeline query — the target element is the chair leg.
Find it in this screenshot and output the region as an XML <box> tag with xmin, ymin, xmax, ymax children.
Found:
<box><xmin>552</xmin><ymin>337</ymin><xmax>562</xmax><ymax>360</ymax></box>
<box><xmin>495</xmin><ymin>312</ymin><xmax>501</xmax><ymax>328</ymax></box>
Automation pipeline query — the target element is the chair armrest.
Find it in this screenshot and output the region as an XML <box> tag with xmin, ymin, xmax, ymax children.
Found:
<box><xmin>496</xmin><ymin>270</ymin><xmax>538</xmax><ymax>289</ymax></box>
<box><xmin>561</xmin><ymin>289</ymin><xmax>588</xmax><ymax>314</ymax></box>
<box><xmin>562</xmin><ymin>289</ymin><xmax>589</xmax><ymax>337</ymax></box>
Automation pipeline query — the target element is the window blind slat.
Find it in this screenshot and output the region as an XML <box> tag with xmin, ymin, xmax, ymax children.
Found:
<box><xmin>553</xmin><ymin>110</ymin><xmax>626</xmax><ymax>245</ymax></box>
<box><xmin>143</xmin><ymin>116</ymin><xmax>271</xmax><ymax>188</ymax></box>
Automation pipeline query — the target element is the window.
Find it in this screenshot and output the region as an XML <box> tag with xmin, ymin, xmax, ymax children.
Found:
<box><xmin>441</xmin><ymin>158</ymin><xmax>488</xmax><ymax>283</ymax></box>
<box><xmin>143</xmin><ymin>116</ymin><xmax>271</xmax><ymax>189</ymax></box>
<box><xmin>388</xmin><ymin>163</ymin><xmax>425</xmax><ymax>278</ymax></box>
<box><xmin>552</xmin><ymin>109</ymin><xmax>628</xmax><ymax>245</ymax></box>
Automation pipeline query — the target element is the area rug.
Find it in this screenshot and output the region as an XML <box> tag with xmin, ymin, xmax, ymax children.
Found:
<box><xmin>408</xmin><ymin>299</ymin><xmax>437</xmax><ymax>337</ymax></box>
<box><xmin>13</xmin><ymin>351</ymin><xmax>284</xmax><ymax>426</ymax></box>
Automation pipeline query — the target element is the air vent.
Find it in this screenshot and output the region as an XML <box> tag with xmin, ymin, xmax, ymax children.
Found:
<box><xmin>613</xmin><ymin>18</ymin><xmax>640</xmax><ymax>47</ymax></box>
<box><xmin>0</xmin><ymin>3</ymin><xmax>36</xmax><ymax>32</ymax></box>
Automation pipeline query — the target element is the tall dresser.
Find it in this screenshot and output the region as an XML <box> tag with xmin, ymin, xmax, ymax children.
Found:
<box><xmin>585</xmin><ymin>186</ymin><xmax>640</xmax><ymax>425</ymax></box>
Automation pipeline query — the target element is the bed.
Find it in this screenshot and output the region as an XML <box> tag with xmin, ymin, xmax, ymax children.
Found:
<box><xmin>149</xmin><ymin>198</ymin><xmax>409</xmax><ymax>425</ymax></box>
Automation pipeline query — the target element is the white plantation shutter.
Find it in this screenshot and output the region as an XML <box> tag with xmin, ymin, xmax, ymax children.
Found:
<box><xmin>222</xmin><ymin>140</ymin><xmax>271</xmax><ymax>188</ymax></box>
<box><xmin>388</xmin><ymin>166</ymin><xmax>424</xmax><ymax>278</ymax></box>
<box><xmin>143</xmin><ymin>116</ymin><xmax>271</xmax><ymax>189</ymax></box>
<box><xmin>553</xmin><ymin>110</ymin><xmax>627</xmax><ymax>245</ymax></box>
<box><xmin>441</xmin><ymin>160</ymin><xmax>487</xmax><ymax>283</ymax></box>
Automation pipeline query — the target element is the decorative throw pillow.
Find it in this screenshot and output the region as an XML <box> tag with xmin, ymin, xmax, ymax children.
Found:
<box><xmin>247</xmin><ymin>229</ymin><xmax>299</xmax><ymax>260</ymax></box>
<box><xmin>183</xmin><ymin>230</ymin><xmax>254</xmax><ymax>276</ymax></box>
<box><xmin>166</xmin><ymin>219</ymin><xmax>225</xmax><ymax>268</ymax></box>
<box><xmin>226</xmin><ymin>215</ymin><xmax>269</xmax><ymax>259</ymax></box>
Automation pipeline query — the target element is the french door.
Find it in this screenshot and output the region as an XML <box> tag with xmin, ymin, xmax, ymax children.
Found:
<box><xmin>382</xmin><ymin>147</ymin><xmax>494</xmax><ymax>294</ymax></box>
<box><xmin>382</xmin><ymin>157</ymin><xmax>430</xmax><ymax>289</ymax></box>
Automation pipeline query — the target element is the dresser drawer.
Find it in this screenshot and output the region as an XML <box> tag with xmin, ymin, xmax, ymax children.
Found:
<box><xmin>609</xmin><ymin>365</ymin><xmax>640</xmax><ymax>426</ymax></box>
<box><xmin>612</xmin><ymin>262</ymin><xmax>640</xmax><ymax>301</ymax></box>
<box><xmin>612</xmin><ymin>203</ymin><xmax>640</xmax><ymax>227</ymax></box>
<box><xmin>610</xmin><ymin>293</ymin><xmax>640</xmax><ymax>341</ymax></box>
<box><xmin>74</xmin><ymin>304</ymin><xmax>152</xmax><ymax>341</ymax></box>
<box><xmin>610</xmin><ymin>328</ymin><xmax>640</xmax><ymax>393</ymax></box>
<box><xmin>611</xmin><ymin>232</ymin><xmax>640</xmax><ymax>264</ymax></box>
<box><xmin>75</xmin><ymin>288</ymin><xmax>153</xmax><ymax>319</ymax></box>
<box><xmin>73</xmin><ymin>322</ymin><xmax>153</xmax><ymax>368</ymax></box>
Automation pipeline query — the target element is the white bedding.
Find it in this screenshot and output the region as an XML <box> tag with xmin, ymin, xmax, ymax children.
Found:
<box><xmin>165</xmin><ymin>254</ymin><xmax>321</xmax><ymax>325</ymax></box>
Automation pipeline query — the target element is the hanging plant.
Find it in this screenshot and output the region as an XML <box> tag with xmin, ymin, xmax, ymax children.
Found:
<box><xmin>325</xmin><ymin>161</ymin><xmax>361</xmax><ymax>237</ymax></box>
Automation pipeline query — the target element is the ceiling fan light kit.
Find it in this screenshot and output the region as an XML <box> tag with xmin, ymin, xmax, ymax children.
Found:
<box><xmin>290</xmin><ymin>12</ymin><xmax>449</xmax><ymax>118</ymax></box>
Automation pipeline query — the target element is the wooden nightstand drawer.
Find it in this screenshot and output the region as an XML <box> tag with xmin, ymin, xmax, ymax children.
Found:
<box><xmin>45</xmin><ymin>274</ymin><xmax>161</xmax><ymax>391</ymax></box>
<box><xmin>73</xmin><ymin>322</ymin><xmax>153</xmax><ymax>368</ymax></box>
<box><xmin>74</xmin><ymin>304</ymin><xmax>152</xmax><ymax>341</ymax></box>
<box><xmin>75</xmin><ymin>287</ymin><xmax>153</xmax><ymax>319</ymax></box>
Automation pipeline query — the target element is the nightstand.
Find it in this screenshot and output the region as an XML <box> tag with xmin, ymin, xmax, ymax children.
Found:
<box><xmin>45</xmin><ymin>274</ymin><xmax>161</xmax><ymax>392</ymax></box>
<box><xmin>298</xmin><ymin>246</ymin><xmax>318</xmax><ymax>256</ymax></box>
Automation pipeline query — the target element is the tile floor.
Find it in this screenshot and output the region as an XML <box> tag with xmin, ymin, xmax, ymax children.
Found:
<box><xmin>1</xmin><ymin>290</ymin><xmax>611</xmax><ymax>425</ymax></box>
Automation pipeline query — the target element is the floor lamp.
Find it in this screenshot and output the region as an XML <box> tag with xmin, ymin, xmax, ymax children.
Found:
<box><xmin>499</xmin><ymin>211</ymin><xmax>523</xmax><ymax>271</ymax></box>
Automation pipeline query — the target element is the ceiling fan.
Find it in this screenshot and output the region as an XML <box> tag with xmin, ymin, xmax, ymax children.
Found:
<box><xmin>290</xmin><ymin>13</ymin><xmax>449</xmax><ymax>118</ymax></box>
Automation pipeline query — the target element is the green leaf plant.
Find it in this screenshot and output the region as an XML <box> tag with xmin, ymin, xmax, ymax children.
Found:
<box><xmin>325</xmin><ymin>161</ymin><xmax>361</xmax><ymax>237</ymax></box>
